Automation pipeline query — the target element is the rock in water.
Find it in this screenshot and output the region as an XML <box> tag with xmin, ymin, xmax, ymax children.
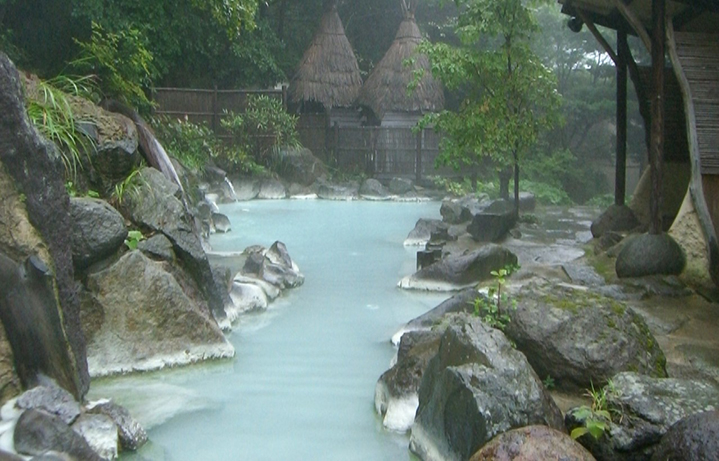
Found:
<box><xmin>398</xmin><ymin>245</ymin><xmax>517</xmax><ymax>291</ymax></box>
<box><xmin>359</xmin><ymin>178</ymin><xmax>389</xmax><ymax>198</ymax></box>
<box><xmin>84</xmin><ymin>251</ymin><xmax>234</xmax><ymax>376</ymax></box>
<box><xmin>469</xmin><ymin>425</ymin><xmax>595</xmax><ymax>461</ymax></box>
<box><xmin>409</xmin><ymin>314</ymin><xmax>564</xmax><ymax>461</ymax></box>
<box><xmin>16</xmin><ymin>385</ymin><xmax>81</xmax><ymax>425</ymax></box>
<box><xmin>404</xmin><ymin>219</ymin><xmax>447</xmax><ymax>246</ymax></box>
<box><xmin>88</xmin><ymin>400</ymin><xmax>148</xmax><ymax>451</ymax></box>
<box><xmin>591</xmin><ymin>204</ymin><xmax>640</xmax><ymax>238</ymax></box>
<box><xmin>71</xmin><ymin>413</ymin><xmax>118</xmax><ymax>460</ymax></box>
<box><xmin>14</xmin><ymin>409</ymin><xmax>102</xmax><ymax>460</ymax></box>
<box><xmin>211</xmin><ymin>212</ymin><xmax>231</xmax><ymax>233</ymax></box>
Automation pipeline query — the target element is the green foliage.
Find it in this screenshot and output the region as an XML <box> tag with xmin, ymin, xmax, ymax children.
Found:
<box><xmin>432</xmin><ymin>177</ymin><xmax>473</xmax><ymax>196</ymax></box>
<box><xmin>221</xmin><ymin>95</ymin><xmax>300</xmax><ymax>168</ymax></box>
<box><xmin>70</xmin><ymin>22</ymin><xmax>157</xmax><ymax>113</ymax></box>
<box><xmin>586</xmin><ymin>194</ymin><xmax>615</xmax><ymax>208</ymax></box>
<box><xmin>516</xmin><ymin>180</ymin><xmax>572</xmax><ymax>206</ymax></box>
<box><xmin>418</xmin><ymin>0</ymin><xmax>561</xmax><ymax>216</ymax></box>
<box><xmin>150</xmin><ymin>116</ymin><xmax>219</xmax><ymax>172</ymax></box>
<box><xmin>543</xmin><ymin>375</ymin><xmax>555</xmax><ymax>389</ymax></box>
<box><xmin>473</xmin><ymin>264</ymin><xmax>520</xmax><ymax>331</ymax></box>
<box><xmin>25</xmin><ymin>75</ymin><xmax>96</xmax><ymax>180</ymax></box>
<box><xmin>570</xmin><ymin>380</ymin><xmax>621</xmax><ymax>440</ymax></box>
<box><xmin>124</xmin><ymin>230</ymin><xmax>145</xmax><ymax>250</ymax></box>
<box><xmin>65</xmin><ymin>181</ymin><xmax>99</xmax><ymax>198</ymax></box>
<box><xmin>112</xmin><ymin>168</ymin><xmax>141</xmax><ymax>205</ymax></box>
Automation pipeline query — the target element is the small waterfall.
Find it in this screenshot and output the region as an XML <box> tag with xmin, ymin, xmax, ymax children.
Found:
<box><xmin>223</xmin><ymin>177</ymin><xmax>238</xmax><ymax>201</ymax></box>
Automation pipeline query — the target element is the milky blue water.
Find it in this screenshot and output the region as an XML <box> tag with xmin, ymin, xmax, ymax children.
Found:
<box><xmin>90</xmin><ymin>200</ymin><xmax>449</xmax><ymax>460</ymax></box>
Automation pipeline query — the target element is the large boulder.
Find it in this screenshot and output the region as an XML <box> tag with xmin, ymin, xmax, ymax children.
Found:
<box><xmin>70</xmin><ymin>413</ymin><xmax>118</xmax><ymax>461</ymax></box>
<box><xmin>469</xmin><ymin>425</ymin><xmax>595</xmax><ymax>461</ymax></box>
<box><xmin>239</xmin><ymin>241</ymin><xmax>304</xmax><ymax>290</ymax></box>
<box><xmin>467</xmin><ymin>209</ymin><xmax>516</xmax><ymax>242</ymax></box>
<box><xmin>404</xmin><ymin>219</ymin><xmax>448</xmax><ymax>246</ymax></box>
<box><xmin>409</xmin><ymin>314</ymin><xmax>564</xmax><ymax>461</ymax></box>
<box><xmin>231</xmin><ymin>179</ymin><xmax>260</xmax><ymax>201</ymax></box>
<box><xmin>389</xmin><ymin>177</ymin><xmax>414</xmax><ymax>194</ymax></box>
<box><xmin>87</xmin><ymin>400</ymin><xmax>147</xmax><ymax>451</ymax></box>
<box><xmin>16</xmin><ymin>385</ymin><xmax>81</xmax><ymax>425</ymax></box>
<box><xmin>376</xmin><ymin>329</ymin><xmax>443</xmax><ymax>433</ymax></box>
<box><xmin>257</xmin><ymin>178</ymin><xmax>287</xmax><ymax>199</ymax></box>
<box><xmin>69</xmin><ymin>197</ymin><xmax>127</xmax><ymax>271</ymax></box>
<box><xmin>83</xmin><ymin>250</ymin><xmax>234</xmax><ymax>376</ymax></box>
<box><xmin>567</xmin><ymin>373</ymin><xmax>719</xmax><ymax>460</ymax></box>
<box><xmin>591</xmin><ymin>204</ymin><xmax>640</xmax><ymax>238</ymax></box>
<box><xmin>13</xmin><ymin>409</ymin><xmax>102</xmax><ymax>460</ymax></box>
<box><xmin>315</xmin><ymin>181</ymin><xmax>359</xmax><ymax>201</ymax></box>
<box><xmin>616</xmin><ymin>233</ymin><xmax>686</xmax><ymax>278</ymax></box>
<box><xmin>505</xmin><ymin>283</ymin><xmax>667</xmax><ymax>390</ymax></box>
<box><xmin>398</xmin><ymin>245</ymin><xmax>518</xmax><ymax>291</ymax></box>
<box><xmin>392</xmin><ymin>289</ymin><xmax>479</xmax><ymax>344</ymax></box>
<box><xmin>1</xmin><ymin>53</ymin><xmax>88</xmax><ymax>397</ymax></box>
<box><xmin>359</xmin><ymin>178</ymin><xmax>389</xmax><ymax>198</ymax></box>
<box><xmin>277</xmin><ymin>147</ymin><xmax>328</xmax><ymax>186</ymax></box>
<box><xmin>124</xmin><ymin>167</ymin><xmax>229</xmax><ymax>321</ymax></box>
<box><xmin>651</xmin><ymin>410</ymin><xmax>719</xmax><ymax>461</ymax></box>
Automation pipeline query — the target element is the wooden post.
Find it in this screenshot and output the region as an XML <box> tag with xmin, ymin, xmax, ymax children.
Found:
<box><xmin>616</xmin><ymin>28</ymin><xmax>628</xmax><ymax>206</ymax></box>
<box><xmin>416</xmin><ymin>129</ymin><xmax>423</xmax><ymax>183</ymax></box>
<box><xmin>212</xmin><ymin>85</ymin><xmax>218</xmax><ymax>133</ymax></box>
<box><xmin>649</xmin><ymin>0</ymin><xmax>665</xmax><ymax>234</ymax></box>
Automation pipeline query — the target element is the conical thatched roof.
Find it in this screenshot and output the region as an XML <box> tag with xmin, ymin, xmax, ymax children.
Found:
<box><xmin>357</xmin><ymin>11</ymin><xmax>444</xmax><ymax>120</ymax></box>
<box><xmin>288</xmin><ymin>2</ymin><xmax>363</xmax><ymax>110</ymax></box>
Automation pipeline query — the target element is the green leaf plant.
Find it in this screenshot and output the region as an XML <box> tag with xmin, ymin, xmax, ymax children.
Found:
<box><xmin>473</xmin><ymin>263</ymin><xmax>521</xmax><ymax>331</ymax></box>
<box><xmin>570</xmin><ymin>380</ymin><xmax>621</xmax><ymax>440</ymax></box>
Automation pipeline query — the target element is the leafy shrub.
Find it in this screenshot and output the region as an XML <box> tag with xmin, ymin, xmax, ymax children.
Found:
<box><xmin>71</xmin><ymin>22</ymin><xmax>157</xmax><ymax>113</ymax></box>
<box><xmin>221</xmin><ymin>95</ymin><xmax>300</xmax><ymax>168</ymax></box>
<box><xmin>517</xmin><ymin>179</ymin><xmax>573</xmax><ymax>206</ymax></box>
<box><xmin>150</xmin><ymin>116</ymin><xmax>217</xmax><ymax>172</ymax></box>
<box><xmin>586</xmin><ymin>193</ymin><xmax>615</xmax><ymax>208</ymax></box>
<box><xmin>25</xmin><ymin>75</ymin><xmax>96</xmax><ymax>180</ymax></box>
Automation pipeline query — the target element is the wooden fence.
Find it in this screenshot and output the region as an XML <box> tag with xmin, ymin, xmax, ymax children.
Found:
<box><xmin>152</xmin><ymin>87</ymin><xmax>451</xmax><ymax>180</ymax></box>
<box><xmin>152</xmin><ymin>87</ymin><xmax>287</xmax><ymax>142</ymax></box>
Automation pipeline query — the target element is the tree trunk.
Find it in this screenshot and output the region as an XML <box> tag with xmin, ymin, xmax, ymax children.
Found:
<box><xmin>513</xmin><ymin>151</ymin><xmax>520</xmax><ymax>219</ymax></box>
<box><xmin>499</xmin><ymin>167</ymin><xmax>511</xmax><ymax>200</ymax></box>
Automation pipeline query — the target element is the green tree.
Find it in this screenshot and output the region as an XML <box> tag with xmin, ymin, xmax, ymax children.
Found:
<box><xmin>419</xmin><ymin>0</ymin><xmax>561</xmax><ymax>217</ymax></box>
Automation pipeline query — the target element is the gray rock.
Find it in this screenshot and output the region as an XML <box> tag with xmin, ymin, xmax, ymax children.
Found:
<box><xmin>137</xmin><ymin>234</ymin><xmax>175</xmax><ymax>261</ymax></box>
<box><xmin>651</xmin><ymin>410</ymin><xmax>719</xmax><ymax>461</ymax></box>
<box><xmin>0</xmin><ymin>449</ymin><xmax>24</xmax><ymax>460</ymax></box>
<box><xmin>396</xmin><ymin>289</ymin><xmax>479</xmax><ymax>342</ymax></box>
<box><xmin>211</xmin><ymin>213</ymin><xmax>231</xmax><ymax>233</ymax></box>
<box><xmin>257</xmin><ymin>179</ymin><xmax>287</xmax><ymax>199</ymax></box>
<box><xmin>467</xmin><ymin>209</ymin><xmax>516</xmax><ymax>242</ymax></box>
<box><xmin>591</xmin><ymin>204</ymin><xmax>640</xmax><ymax>238</ymax></box>
<box><xmin>389</xmin><ymin>177</ymin><xmax>414</xmax><ymax>194</ymax></box>
<box><xmin>399</xmin><ymin>245</ymin><xmax>518</xmax><ymax>291</ymax></box>
<box><xmin>316</xmin><ymin>181</ymin><xmax>358</xmax><ymax>200</ymax></box>
<box><xmin>567</xmin><ymin>373</ymin><xmax>719</xmax><ymax>460</ymax></box>
<box><xmin>404</xmin><ymin>219</ymin><xmax>448</xmax><ymax>246</ymax></box>
<box><xmin>84</xmin><ymin>251</ymin><xmax>234</xmax><ymax>376</ymax></box>
<box><xmin>16</xmin><ymin>386</ymin><xmax>81</xmax><ymax>426</ymax></box>
<box><xmin>469</xmin><ymin>425</ymin><xmax>595</xmax><ymax>461</ymax></box>
<box><xmin>506</xmin><ymin>283</ymin><xmax>667</xmax><ymax>390</ymax></box>
<box><xmin>376</xmin><ymin>329</ymin><xmax>443</xmax><ymax>432</ymax></box>
<box><xmin>562</xmin><ymin>262</ymin><xmax>606</xmax><ymax>287</ymax></box>
<box><xmin>616</xmin><ymin>233</ymin><xmax>686</xmax><ymax>278</ymax></box>
<box><xmin>359</xmin><ymin>178</ymin><xmax>389</xmax><ymax>198</ymax></box>
<box><xmin>69</xmin><ymin>198</ymin><xmax>127</xmax><ymax>271</ymax></box>
<box><xmin>232</xmin><ymin>179</ymin><xmax>260</xmax><ymax>201</ymax></box>
<box><xmin>509</xmin><ymin>192</ymin><xmax>537</xmax><ymax>212</ymax></box>
<box><xmin>409</xmin><ymin>315</ymin><xmax>564</xmax><ymax>461</ymax></box>
<box><xmin>228</xmin><ymin>281</ymin><xmax>269</xmax><ymax>317</ymax></box>
<box><xmin>125</xmin><ymin>167</ymin><xmax>227</xmax><ymax>321</ymax></box>
<box><xmin>88</xmin><ymin>400</ymin><xmax>147</xmax><ymax>451</ymax></box>
<box><xmin>14</xmin><ymin>409</ymin><xmax>102</xmax><ymax>460</ymax></box>
<box><xmin>277</xmin><ymin>147</ymin><xmax>328</xmax><ymax>186</ymax></box>
<box><xmin>440</xmin><ymin>200</ymin><xmax>466</xmax><ymax>224</ymax></box>
<box><xmin>70</xmin><ymin>413</ymin><xmax>118</xmax><ymax>460</ymax></box>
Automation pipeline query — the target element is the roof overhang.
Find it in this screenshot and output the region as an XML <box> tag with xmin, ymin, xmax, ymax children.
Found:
<box><xmin>558</xmin><ymin>0</ymin><xmax>719</xmax><ymax>34</ymax></box>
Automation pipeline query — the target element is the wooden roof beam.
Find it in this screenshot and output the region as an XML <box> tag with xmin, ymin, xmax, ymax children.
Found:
<box><xmin>611</xmin><ymin>0</ymin><xmax>652</xmax><ymax>52</ymax></box>
<box><xmin>574</xmin><ymin>7</ymin><xmax>619</xmax><ymax>65</ymax></box>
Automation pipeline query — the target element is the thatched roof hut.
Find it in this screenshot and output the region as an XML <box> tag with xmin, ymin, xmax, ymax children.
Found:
<box><xmin>288</xmin><ymin>1</ymin><xmax>363</xmax><ymax>112</ymax></box>
<box><xmin>357</xmin><ymin>7</ymin><xmax>444</xmax><ymax>124</ymax></box>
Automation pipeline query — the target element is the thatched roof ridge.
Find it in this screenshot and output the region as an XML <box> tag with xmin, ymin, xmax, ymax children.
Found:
<box><xmin>357</xmin><ymin>12</ymin><xmax>444</xmax><ymax>120</ymax></box>
<box><xmin>288</xmin><ymin>3</ymin><xmax>363</xmax><ymax>110</ymax></box>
